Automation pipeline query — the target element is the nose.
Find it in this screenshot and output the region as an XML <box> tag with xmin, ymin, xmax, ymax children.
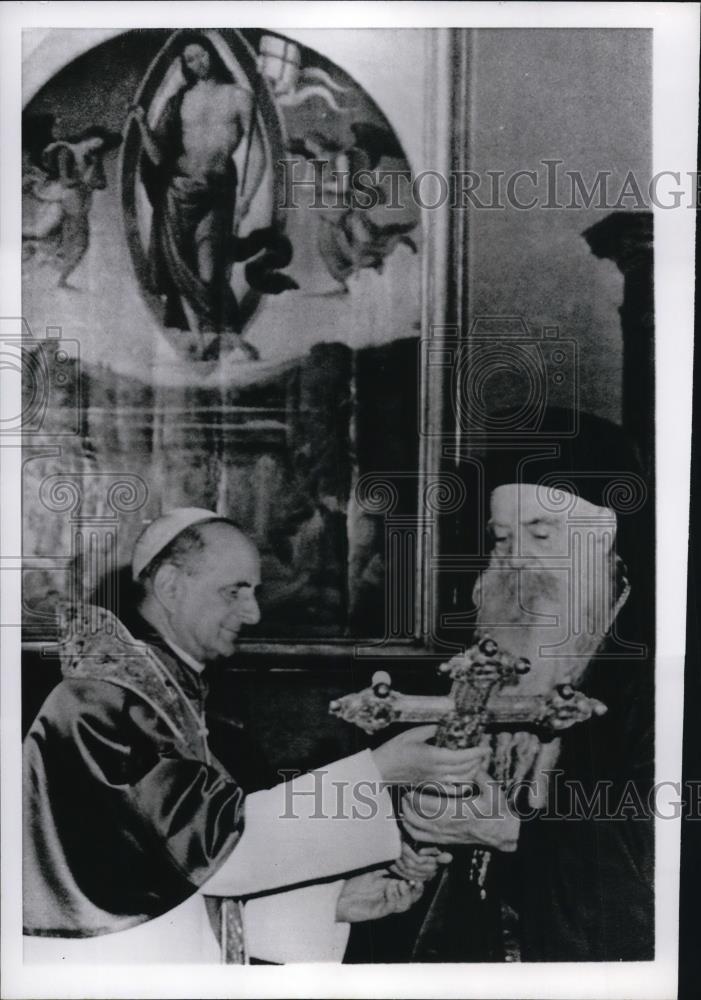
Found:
<box><xmin>515</xmin><ymin>534</ymin><xmax>543</xmax><ymax>561</ymax></box>
<box><xmin>240</xmin><ymin>592</ymin><xmax>261</xmax><ymax>626</ymax></box>
<box><xmin>494</xmin><ymin>536</ymin><xmax>513</xmax><ymax>558</ymax></box>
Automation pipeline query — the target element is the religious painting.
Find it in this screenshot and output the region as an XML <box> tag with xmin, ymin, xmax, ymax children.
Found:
<box><xmin>12</xmin><ymin>14</ymin><xmax>692</xmax><ymax>992</ymax></box>
<box><xmin>21</xmin><ymin>27</ymin><xmax>423</xmax><ymax>643</ymax></box>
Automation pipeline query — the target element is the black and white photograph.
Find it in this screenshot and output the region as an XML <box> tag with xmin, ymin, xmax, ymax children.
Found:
<box><xmin>0</xmin><ymin>3</ymin><xmax>697</xmax><ymax>998</ymax></box>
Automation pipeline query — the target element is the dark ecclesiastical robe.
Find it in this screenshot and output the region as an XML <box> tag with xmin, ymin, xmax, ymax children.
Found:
<box><xmin>23</xmin><ymin>604</ymin><xmax>402</xmax><ymax>964</ymax></box>
<box><xmin>346</xmin><ymin>660</ymin><xmax>654</xmax><ymax>965</ymax></box>
<box><xmin>23</xmin><ymin>604</ymin><xmax>246</xmax><ymax>946</ymax></box>
<box><xmin>512</xmin><ymin>655</ymin><xmax>655</xmax><ymax>961</ymax></box>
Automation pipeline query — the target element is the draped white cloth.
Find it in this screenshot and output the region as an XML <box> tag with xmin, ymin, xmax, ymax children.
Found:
<box><xmin>25</xmin><ymin>750</ymin><xmax>400</xmax><ymax>964</ymax></box>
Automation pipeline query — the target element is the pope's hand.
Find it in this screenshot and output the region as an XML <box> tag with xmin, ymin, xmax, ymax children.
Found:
<box><xmin>372</xmin><ymin>725</ymin><xmax>490</xmax><ymax>789</ymax></box>
<box><xmin>400</xmin><ymin>773</ymin><xmax>520</xmax><ymax>852</ymax></box>
<box><xmin>389</xmin><ymin>840</ymin><xmax>452</xmax><ymax>882</ymax></box>
<box><xmin>335</xmin><ymin>870</ymin><xmax>424</xmax><ymax>923</ymax></box>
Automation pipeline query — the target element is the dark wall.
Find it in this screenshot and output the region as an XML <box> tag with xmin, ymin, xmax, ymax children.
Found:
<box><xmin>468</xmin><ymin>28</ymin><xmax>652</xmax><ymax>425</ymax></box>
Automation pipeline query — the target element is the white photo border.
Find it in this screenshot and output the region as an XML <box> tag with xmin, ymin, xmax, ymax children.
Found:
<box><xmin>1</xmin><ymin>3</ymin><xmax>698</xmax><ymax>998</ymax></box>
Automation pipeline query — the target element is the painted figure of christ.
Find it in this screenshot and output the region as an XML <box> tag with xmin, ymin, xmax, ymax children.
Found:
<box><xmin>130</xmin><ymin>35</ymin><xmax>263</xmax><ymax>349</ymax></box>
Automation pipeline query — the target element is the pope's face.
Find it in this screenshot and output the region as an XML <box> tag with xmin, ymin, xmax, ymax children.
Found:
<box><xmin>169</xmin><ymin>524</ymin><xmax>261</xmax><ymax>662</ymax></box>
<box><xmin>183</xmin><ymin>44</ymin><xmax>212</xmax><ymax>80</ymax></box>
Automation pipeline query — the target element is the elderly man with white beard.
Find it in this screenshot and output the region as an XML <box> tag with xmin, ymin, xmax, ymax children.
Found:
<box><xmin>388</xmin><ymin>408</ymin><xmax>654</xmax><ymax>963</ymax></box>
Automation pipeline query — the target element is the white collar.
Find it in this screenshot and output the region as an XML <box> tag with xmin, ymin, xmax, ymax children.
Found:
<box><xmin>162</xmin><ymin>637</ymin><xmax>205</xmax><ymax>674</ymax></box>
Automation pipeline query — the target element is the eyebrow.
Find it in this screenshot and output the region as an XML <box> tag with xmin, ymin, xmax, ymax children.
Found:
<box><xmin>487</xmin><ymin>517</ymin><xmax>558</xmax><ymax>530</ymax></box>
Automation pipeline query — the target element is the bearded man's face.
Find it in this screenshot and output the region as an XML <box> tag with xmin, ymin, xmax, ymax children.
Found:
<box><xmin>474</xmin><ymin>483</ymin><xmax>623</xmax><ymax>692</ymax></box>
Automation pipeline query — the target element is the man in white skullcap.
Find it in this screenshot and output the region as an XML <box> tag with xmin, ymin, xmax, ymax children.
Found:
<box><xmin>23</xmin><ymin>508</ymin><xmax>487</xmax><ymax>964</ymax></box>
